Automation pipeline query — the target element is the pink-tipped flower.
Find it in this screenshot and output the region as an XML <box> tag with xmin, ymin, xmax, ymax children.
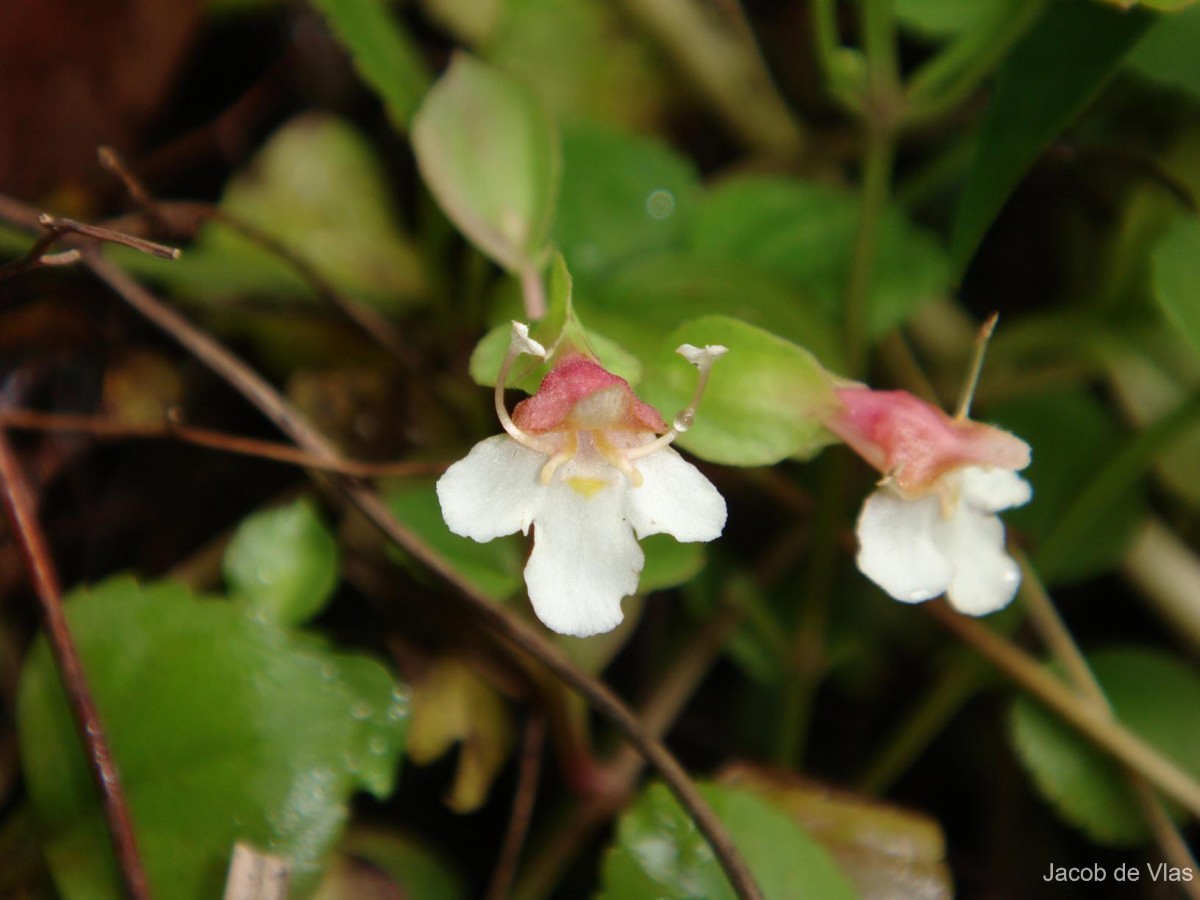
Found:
<box><xmin>437</xmin><ymin>324</ymin><xmax>727</xmax><ymax>637</ymax></box>
<box><xmin>827</xmin><ymin>387</ymin><xmax>1032</xmax><ymax>615</ymax></box>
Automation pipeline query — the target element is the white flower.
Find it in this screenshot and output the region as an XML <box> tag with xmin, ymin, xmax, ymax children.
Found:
<box><xmin>436</xmin><ymin>325</ymin><xmax>728</xmax><ymax>637</ymax></box>
<box><xmin>856</xmin><ymin>466</ymin><xmax>1032</xmax><ymax>615</ymax></box>
<box><xmin>824</xmin><ymin>386</ymin><xmax>1033</xmax><ymax>615</ymax></box>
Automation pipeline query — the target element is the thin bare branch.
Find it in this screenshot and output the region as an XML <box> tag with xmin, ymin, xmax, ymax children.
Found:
<box><xmin>0</xmin><ymin>409</ymin><xmax>446</xmax><ymax>479</ymax></box>
<box><xmin>0</xmin><ymin>431</ymin><xmax>150</xmax><ymax>900</ymax></box>
<box><xmin>486</xmin><ymin>710</ymin><xmax>546</xmax><ymax>900</ymax></box>
<box><xmin>77</xmin><ymin>247</ymin><xmax>764</xmax><ymax>900</ymax></box>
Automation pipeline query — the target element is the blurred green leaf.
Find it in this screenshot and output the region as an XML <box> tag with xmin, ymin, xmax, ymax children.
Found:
<box><xmin>990</xmin><ymin>390</ymin><xmax>1145</xmax><ymax>584</ymax></box>
<box><xmin>406</xmin><ymin>657</ymin><xmax>514</xmax><ymax>813</ymax></box>
<box><xmin>314</xmin><ymin>825</ymin><xmax>467</xmax><ymax>900</ymax></box>
<box><xmin>895</xmin><ymin>0</ymin><xmax>1017</xmax><ymax>38</ymax></box>
<box><xmin>639</xmin><ymin>534</ymin><xmax>706</xmax><ymax>593</ymax></box>
<box><xmin>691</xmin><ymin>176</ymin><xmax>949</xmax><ymax>338</ymax></box>
<box><xmin>310</xmin><ymin>0</ymin><xmax>431</xmax><ymax>129</ymax></box>
<box><xmin>586</xmin><ymin>255</ymin><xmax>845</xmax><ymax>370</ymax></box>
<box><xmin>600</xmin><ymin>782</ymin><xmax>857</xmax><ymax>900</ymax></box>
<box><xmin>485</xmin><ymin>0</ymin><xmax>675</xmax><ymax>129</ymax></box>
<box><xmin>553</xmin><ymin>122</ymin><xmax>699</xmax><ymax>288</ymax></box>
<box><xmin>412</xmin><ymin>53</ymin><xmax>560</xmax><ymax>273</ymax></box>
<box><xmin>122</xmin><ymin>114</ymin><xmax>427</xmax><ymax>310</ymax></box>
<box><xmin>720</xmin><ymin>764</ymin><xmax>952</xmax><ymax>900</ymax></box>
<box><xmin>1152</xmin><ymin>214</ymin><xmax>1200</xmax><ymax>354</ymax></box>
<box><xmin>18</xmin><ymin>577</ymin><xmax>408</xmax><ymax>898</ymax></box>
<box><xmin>1009</xmin><ymin>646</ymin><xmax>1200</xmax><ymax>846</ymax></box>
<box><xmin>223</xmin><ymin>497</ymin><xmax>340</xmax><ymax>627</ymax></box>
<box><xmin>950</xmin><ymin>3</ymin><xmax>1154</xmax><ymax>270</ymax></box>
<box><xmin>1127</xmin><ymin>4</ymin><xmax>1200</xmax><ymax>97</ymax></box>
<box><xmin>640</xmin><ymin>316</ymin><xmax>839</xmax><ymax>467</ymax></box>
<box><xmin>382</xmin><ymin>478</ymin><xmax>524</xmax><ymax>602</ymax></box>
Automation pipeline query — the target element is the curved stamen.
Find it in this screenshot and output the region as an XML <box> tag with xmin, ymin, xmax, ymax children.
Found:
<box><xmin>626</xmin><ymin>343</ymin><xmax>727</xmax><ymax>462</ymax></box>
<box><xmin>496</xmin><ymin>322</ymin><xmax>555</xmax><ymax>453</ymax></box>
<box><xmin>539</xmin><ymin>432</ymin><xmax>578</xmax><ymax>484</ymax></box>
<box><xmin>595</xmin><ymin>432</ymin><xmax>644</xmax><ymax>487</ymax></box>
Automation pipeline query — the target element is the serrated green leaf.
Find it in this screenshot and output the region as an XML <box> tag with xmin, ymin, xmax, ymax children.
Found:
<box><xmin>990</xmin><ymin>390</ymin><xmax>1145</xmax><ymax>584</ymax></box>
<box><xmin>690</xmin><ymin>176</ymin><xmax>949</xmax><ymax>339</ymax></box>
<box><xmin>1152</xmin><ymin>214</ymin><xmax>1200</xmax><ymax>354</ymax></box>
<box><xmin>17</xmin><ymin>577</ymin><xmax>408</xmax><ymax>899</ymax></box>
<box><xmin>1009</xmin><ymin>647</ymin><xmax>1200</xmax><ymax>846</ymax></box>
<box><xmin>412</xmin><ymin>53</ymin><xmax>559</xmax><ymax>273</ymax></box>
<box><xmin>640</xmin><ymin>316</ymin><xmax>839</xmax><ymax>467</ymax></box>
<box><xmin>223</xmin><ymin>497</ymin><xmax>340</xmax><ymax>626</ymax></box>
<box><xmin>310</xmin><ymin>0</ymin><xmax>431</xmax><ymax>129</ymax></box>
<box><xmin>553</xmin><ymin>122</ymin><xmax>699</xmax><ymax>288</ymax></box>
<box><xmin>950</xmin><ymin>3</ymin><xmax>1154</xmax><ymax>270</ymax></box>
<box><xmin>382</xmin><ymin>478</ymin><xmax>523</xmax><ymax>602</ymax></box>
<box><xmin>600</xmin><ymin>782</ymin><xmax>858</xmax><ymax>900</ymax></box>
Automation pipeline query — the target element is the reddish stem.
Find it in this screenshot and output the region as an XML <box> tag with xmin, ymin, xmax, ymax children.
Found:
<box><xmin>0</xmin><ymin>432</ymin><xmax>150</xmax><ymax>899</ymax></box>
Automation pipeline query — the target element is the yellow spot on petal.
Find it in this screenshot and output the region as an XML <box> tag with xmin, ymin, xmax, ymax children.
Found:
<box><xmin>568</xmin><ymin>477</ymin><xmax>607</xmax><ymax>498</ymax></box>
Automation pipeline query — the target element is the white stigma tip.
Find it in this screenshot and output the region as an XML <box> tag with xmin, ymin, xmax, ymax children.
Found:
<box><xmin>677</xmin><ymin>344</ymin><xmax>728</xmax><ymax>371</ymax></box>
<box><xmin>511</xmin><ymin>321</ymin><xmax>547</xmax><ymax>359</ymax></box>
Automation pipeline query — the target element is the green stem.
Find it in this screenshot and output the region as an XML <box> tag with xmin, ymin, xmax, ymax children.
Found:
<box><xmin>844</xmin><ymin>130</ymin><xmax>896</xmax><ymax>375</ymax></box>
<box><xmin>905</xmin><ymin>0</ymin><xmax>1051</xmax><ymax>125</ymax></box>
<box><xmin>927</xmin><ymin>601</ymin><xmax>1200</xmax><ymax>821</ymax></box>
<box><xmin>1019</xmin><ymin>558</ymin><xmax>1200</xmax><ymax>895</ymax></box>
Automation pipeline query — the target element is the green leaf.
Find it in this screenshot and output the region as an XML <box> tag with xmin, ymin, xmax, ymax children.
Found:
<box><xmin>639</xmin><ymin>535</ymin><xmax>706</xmax><ymax>593</ymax></box>
<box><xmin>600</xmin><ymin>782</ymin><xmax>857</xmax><ymax>900</ymax></box>
<box><xmin>990</xmin><ymin>390</ymin><xmax>1145</xmax><ymax>584</ymax></box>
<box><xmin>412</xmin><ymin>53</ymin><xmax>560</xmax><ymax>273</ymax></box>
<box><xmin>469</xmin><ymin>253</ymin><xmax>644</xmax><ymax>391</ymax></box>
<box><xmin>120</xmin><ymin>114</ymin><xmax>428</xmax><ymax>311</ymax></box>
<box><xmin>895</xmin><ymin>0</ymin><xmax>1017</xmax><ymax>38</ymax></box>
<box><xmin>692</xmin><ymin>176</ymin><xmax>949</xmax><ymax>338</ymax></box>
<box><xmin>586</xmin><ymin>255</ymin><xmax>845</xmax><ymax>371</ymax></box>
<box><xmin>483</xmin><ymin>0</ymin><xmax>674</xmax><ymax>130</ymax></box>
<box><xmin>1152</xmin><ymin>214</ymin><xmax>1200</xmax><ymax>354</ymax></box>
<box><xmin>17</xmin><ymin>577</ymin><xmax>409</xmax><ymax>898</ymax></box>
<box><xmin>1009</xmin><ymin>646</ymin><xmax>1200</xmax><ymax>846</ymax></box>
<box><xmin>950</xmin><ymin>2</ymin><xmax>1155</xmax><ymax>271</ymax></box>
<box><xmin>310</xmin><ymin>0</ymin><xmax>431</xmax><ymax>130</ymax></box>
<box><xmin>382</xmin><ymin>478</ymin><xmax>524</xmax><ymax>603</ymax></box>
<box><xmin>314</xmin><ymin>825</ymin><xmax>467</xmax><ymax>900</ymax></box>
<box><xmin>553</xmin><ymin>122</ymin><xmax>699</xmax><ymax>288</ymax></box>
<box><xmin>223</xmin><ymin>498</ymin><xmax>340</xmax><ymax>626</ymax></box>
<box><xmin>640</xmin><ymin>316</ymin><xmax>839</xmax><ymax>467</ymax></box>
<box><xmin>1128</xmin><ymin>4</ymin><xmax>1200</xmax><ymax>98</ymax></box>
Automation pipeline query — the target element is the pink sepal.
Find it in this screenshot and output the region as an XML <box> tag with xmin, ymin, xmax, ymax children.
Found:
<box><xmin>512</xmin><ymin>356</ymin><xmax>667</xmax><ymax>434</ymax></box>
<box><xmin>827</xmin><ymin>388</ymin><xmax>1030</xmax><ymax>494</ymax></box>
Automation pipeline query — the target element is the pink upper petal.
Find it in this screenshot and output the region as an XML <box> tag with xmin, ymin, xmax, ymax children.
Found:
<box><xmin>512</xmin><ymin>355</ymin><xmax>667</xmax><ymax>434</ymax></box>
<box><xmin>826</xmin><ymin>388</ymin><xmax>1030</xmax><ymax>494</ymax></box>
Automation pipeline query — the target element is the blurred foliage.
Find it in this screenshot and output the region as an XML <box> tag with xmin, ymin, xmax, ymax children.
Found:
<box><xmin>2</xmin><ymin>0</ymin><xmax>1200</xmax><ymax>897</ymax></box>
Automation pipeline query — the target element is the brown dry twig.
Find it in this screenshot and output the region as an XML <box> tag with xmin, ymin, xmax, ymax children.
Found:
<box><xmin>0</xmin><ymin>431</ymin><xmax>151</xmax><ymax>900</ymax></box>
<box><xmin>0</xmin><ymin>409</ymin><xmax>446</xmax><ymax>479</ymax></box>
<box><xmin>485</xmin><ymin>710</ymin><xmax>547</xmax><ymax>900</ymax></box>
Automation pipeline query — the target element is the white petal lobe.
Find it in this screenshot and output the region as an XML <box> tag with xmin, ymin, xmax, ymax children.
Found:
<box><xmin>524</xmin><ymin>476</ymin><xmax>642</xmax><ymax>637</ymax></box>
<box><xmin>960</xmin><ymin>466</ymin><xmax>1032</xmax><ymax>513</ymax></box>
<box><xmin>626</xmin><ymin>448</ymin><xmax>727</xmax><ymax>542</ymax></box>
<box><xmin>856</xmin><ymin>490</ymin><xmax>953</xmax><ymax>604</ymax></box>
<box><xmin>933</xmin><ymin>506</ymin><xmax>1022</xmax><ymax>614</ymax></box>
<box><xmin>436</xmin><ymin>435</ymin><xmax>545</xmax><ymax>541</ymax></box>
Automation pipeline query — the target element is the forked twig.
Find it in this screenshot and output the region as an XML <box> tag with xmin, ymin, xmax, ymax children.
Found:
<box><xmin>0</xmin><ymin>432</ymin><xmax>150</xmax><ymax>899</ymax></box>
